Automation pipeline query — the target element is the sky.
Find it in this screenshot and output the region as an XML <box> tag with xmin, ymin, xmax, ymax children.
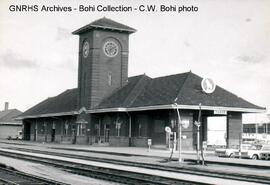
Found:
<box><xmin>0</xmin><ymin>0</ymin><xmax>269</xmax><ymax>116</ymax></box>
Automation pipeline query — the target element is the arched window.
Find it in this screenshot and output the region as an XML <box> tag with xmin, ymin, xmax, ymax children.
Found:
<box><xmin>108</xmin><ymin>72</ymin><xmax>112</xmax><ymax>86</ymax></box>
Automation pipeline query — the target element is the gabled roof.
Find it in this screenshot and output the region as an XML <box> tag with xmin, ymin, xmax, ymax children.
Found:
<box><xmin>0</xmin><ymin>109</ymin><xmax>22</xmax><ymax>123</ymax></box>
<box><xmin>72</xmin><ymin>17</ymin><xmax>136</xmax><ymax>35</ymax></box>
<box><xmin>97</xmin><ymin>74</ymin><xmax>152</xmax><ymax>109</ymax></box>
<box><xmin>175</xmin><ymin>72</ymin><xmax>263</xmax><ymax>109</ymax></box>
<box><xmin>19</xmin><ymin>72</ymin><xmax>265</xmax><ymax>119</ymax></box>
<box><xmin>19</xmin><ymin>89</ymin><xmax>78</xmax><ymax>118</ymax></box>
<box><xmin>96</xmin><ymin>72</ymin><xmax>265</xmax><ymax>112</ymax></box>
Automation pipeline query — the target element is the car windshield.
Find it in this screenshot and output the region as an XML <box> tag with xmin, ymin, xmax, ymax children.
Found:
<box><xmin>241</xmin><ymin>145</ymin><xmax>250</xmax><ymax>150</ymax></box>
<box><xmin>262</xmin><ymin>146</ymin><xmax>270</xmax><ymax>151</ymax></box>
<box><xmin>231</xmin><ymin>145</ymin><xmax>239</xmax><ymax>149</ymax></box>
<box><xmin>249</xmin><ymin>145</ymin><xmax>262</xmax><ymax>150</ymax></box>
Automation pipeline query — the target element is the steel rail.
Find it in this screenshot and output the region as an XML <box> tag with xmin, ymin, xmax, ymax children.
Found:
<box><xmin>0</xmin><ymin>165</ymin><xmax>68</xmax><ymax>185</ymax></box>
<box><xmin>4</xmin><ymin>147</ymin><xmax>270</xmax><ymax>184</ymax></box>
<box><xmin>0</xmin><ymin>149</ymin><xmax>209</xmax><ymax>185</ymax></box>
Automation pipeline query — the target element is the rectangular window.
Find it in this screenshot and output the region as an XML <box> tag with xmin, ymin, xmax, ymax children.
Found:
<box><xmin>77</xmin><ymin>123</ymin><xmax>86</xmax><ymax>136</ymax></box>
<box><xmin>52</xmin><ymin>121</ymin><xmax>56</xmax><ymax>129</ymax></box>
<box><xmin>115</xmin><ymin>122</ymin><xmax>121</xmax><ymax>137</ymax></box>
<box><xmin>138</xmin><ymin>123</ymin><xmax>142</xmax><ymax>137</ymax></box>
<box><xmin>64</xmin><ymin>121</ymin><xmax>69</xmax><ymax>136</ymax></box>
<box><xmin>41</xmin><ymin>122</ymin><xmax>47</xmax><ymax>135</ymax></box>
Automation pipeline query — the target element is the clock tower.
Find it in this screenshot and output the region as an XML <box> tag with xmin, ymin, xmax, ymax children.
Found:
<box><xmin>73</xmin><ymin>18</ymin><xmax>136</xmax><ymax>109</ymax></box>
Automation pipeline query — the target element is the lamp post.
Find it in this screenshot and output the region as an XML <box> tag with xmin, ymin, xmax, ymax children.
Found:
<box><xmin>194</xmin><ymin>103</ymin><xmax>202</xmax><ymax>164</ymax></box>
<box><xmin>174</xmin><ymin>103</ymin><xmax>182</xmax><ymax>163</ymax></box>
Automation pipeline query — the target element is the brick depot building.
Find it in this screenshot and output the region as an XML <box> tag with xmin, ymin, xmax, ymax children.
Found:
<box><xmin>19</xmin><ymin>18</ymin><xmax>265</xmax><ymax>150</ymax></box>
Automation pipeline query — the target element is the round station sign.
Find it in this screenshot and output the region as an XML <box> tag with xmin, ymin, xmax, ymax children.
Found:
<box><xmin>165</xmin><ymin>126</ymin><xmax>171</xmax><ymax>133</ymax></box>
<box><xmin>201</xmin><ymin>78</ymin><xmax>216</xmax><ymax>94</ymax></box>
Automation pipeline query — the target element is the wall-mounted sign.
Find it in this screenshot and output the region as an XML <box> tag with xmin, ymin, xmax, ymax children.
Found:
<box><xmin>148</xmin><ymin>139</ymin><xmax>152</xmax><ymax>146</ymax></box>
<box><xmin>201</xmin><ymin>78</ymin><xmax>216</xmax><ymax>94</ymax></box>
<box><xmin>194</xmin><ymin>121</ymin><xmax>201</xmax><ymax>127</ymax></box>
<box><xmin>214</xmin><ymin>110</ymin><xmax>227</xmax><ymax>115</ymax></box>
<box><xmin>182</xmin><ymin>119</ymin><xmax>190</xmax><ymax>129</ymax></box>
<box><xmin>165</xmin><ymin>126</ymin><xmax>171</xmax><ymax>133</ymax></box>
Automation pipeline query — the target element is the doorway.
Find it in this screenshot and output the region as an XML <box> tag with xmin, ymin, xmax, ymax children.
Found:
<box><xmin>207</xmin><ymin>116</ymin><xmax>226</xmax><ymax>146</ymax></box>
<box><xmin>51</xmin><ymin>129</ymin><xmax>55</xmax><ymax>142</ymax></box>
<box><xmin>152</xmin><ymin>120</ymin><xmax>166</xmax><ymax>145</ymax></box>
<box><xmin>23</xmin><ymin>122</ymin><xmax>31</xmax><ymax>140</ymax></box>
<box><xmin>104</xmin><ymin>124</ymin><xmax>110</xmax><ymax>143</ymax></box>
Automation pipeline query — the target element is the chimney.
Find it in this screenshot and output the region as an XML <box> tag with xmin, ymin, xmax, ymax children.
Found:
<box><xmin>4</xmin><ymin>102</ymin><xmax>9</xmax><ymax>111</ymax></box>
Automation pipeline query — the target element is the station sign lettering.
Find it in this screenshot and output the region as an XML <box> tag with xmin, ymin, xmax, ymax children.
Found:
<box><xmin>214</xmin><ymin>110</ymin><xmax>227</xmax><ymax>115</ymax></box>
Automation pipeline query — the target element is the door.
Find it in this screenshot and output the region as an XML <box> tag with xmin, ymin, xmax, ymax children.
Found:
<box><xmin>51</xmin><ymin>129</ymin><xmax>55</xmax><ymax>142</ymax></box>
<box><xmin>152</xmin><ymin>120</ymin><xmax>166</xmax><ymax>145</ymax></box>
<box><xmin>34</xmin><ymin>123</ymin><xmax>37</xmax><ymax>141</ymax></box>
<box><xmin>51</xmin><ymin>122</ymin><xmax>56</xmax><ymax>142</ymax></box>
<box><xmin>104</xmin><ymin>124</ymin><xmax>110</xmax><ymax>143</ymax></box>
<box><xmin>23</xmin><ymin>122</ymin><xmax>31</xmax><ymax>140</ymax></box>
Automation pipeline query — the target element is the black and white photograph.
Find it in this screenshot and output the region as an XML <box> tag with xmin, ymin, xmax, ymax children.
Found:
<box><xmin>0</xmin><ymin>0</ymin><xmax>270</xmax><ymax>184</ymax></box>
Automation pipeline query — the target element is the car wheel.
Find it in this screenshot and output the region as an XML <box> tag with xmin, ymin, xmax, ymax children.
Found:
<box><xmin>252</xmin><ymin>155</ymin><xmax>258</xmax><ymax>160</ymax></box>
<box><xmin>229</xmin><ymin>153</ymin><xmax>235</xmax><ymax>158</ymax></box>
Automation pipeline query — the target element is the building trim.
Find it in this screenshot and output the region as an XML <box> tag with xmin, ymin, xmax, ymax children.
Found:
<box><xmin>16</xmin><ymin>111</ymin><xmax>78</xmax><ymax>120</ymax></box>
<box><xmin>89</xmin><ymin>104</ymin><xmax>265</xmax><ymax>114</ymax></box>
<box><xmin>18</xmin><ymin>104</ymin><xmax>265</xmax><ymax>120</ymax></box>
<box><xmin>0</xmin><ymin>122</ymin><xmax>22</xmax><ymax>126</ymax></box>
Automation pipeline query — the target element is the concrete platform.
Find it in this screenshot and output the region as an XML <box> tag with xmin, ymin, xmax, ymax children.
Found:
<box><xmin>2</xmin><ymin>139</ymin><xmax>269</xmax><ymax>169</ymax></box>
<box><xmin>0</xmin><ymin>147</ymin><xmax>265</xmax><ymax>185</ymax></box>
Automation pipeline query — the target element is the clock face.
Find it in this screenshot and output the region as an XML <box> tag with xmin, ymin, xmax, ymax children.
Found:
<box><xmin>82</xmin><ymin>41</ymin><xmax>89</xmax><ymax>58</ymax></box>
<box><xmin>103</xmin><ymin>41</ymin><xmax>118</xmax><ymax>57</ymax></box>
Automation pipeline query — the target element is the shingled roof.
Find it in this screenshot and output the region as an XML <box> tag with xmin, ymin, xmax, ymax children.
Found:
<box><xmin>72</xmin><ymin>17</ymin><xmax>136</xmax><ymax>34</ymax></box>
<box><xmin>0</xmin><ymin>109</ymin><xmax>22</xmax><ymax>124</ymax></box>
<box><xmin>97</xmin><ymin>72</ymin><xmax>265</xmax><ymax>111</ymax></box>
<box><xmin>19</xmin><ymin>72</ymin><xmax>265</xmax><ymax>119</ymax></box>
<box><xmin>19</xmin><ymin>89</ymin><xmax>78</xmax><ymax>118</ymax></box>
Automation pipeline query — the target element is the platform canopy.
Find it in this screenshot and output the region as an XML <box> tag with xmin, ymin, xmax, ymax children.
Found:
<box><xmin>18</xmin><ymin>71</ymin><xmax>265</xmax><ymax>119</ymax></box>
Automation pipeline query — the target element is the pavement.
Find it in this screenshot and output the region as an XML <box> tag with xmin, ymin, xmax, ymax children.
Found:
<box><xmin>0</xmin><ymin>139</ymin><xmax>270</xmax><ymax>185</ymax></box>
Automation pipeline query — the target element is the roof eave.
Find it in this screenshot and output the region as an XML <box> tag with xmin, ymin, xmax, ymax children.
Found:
<box><xmin>88</xmin><ymin>104</ymin><xmax>266</xmax><ymax>114</ymax></box>
<box><xmin>16</xmin><ymin>105</ymin><xmax>265</xmax><ymax>119</ymax></box>
<box><xmin>16</xmin><ymin>111</ymin><xmax>78</xmax><ymax>120</ymax></box>
<box><xmin>72</xmin><ymin>25</ymin><xmax>136</xmax><ymax>35</ymax></box>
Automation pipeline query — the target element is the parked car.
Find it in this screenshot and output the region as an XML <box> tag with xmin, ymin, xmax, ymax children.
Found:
<box><xmin>215</xmin><ymin>145</ymin><xmax>239</xmax><ymax>158</ymax></box>
<box><xmin>241</xmin><ymin>144</ymin><xmax>270</xmax><ymax>160</ymax></box>
<box><xmin>260</xmin><ymin>152</ymin><xmax>270</xmax><ymax>160</ymax></box>
<box><xmin>215</xmin><ymin>144</ymin><xmax>251</xmax><ymax>158</ymax></box>
<box><xmin>7</xmin><ymin>131</ymin><xmax>22</xmax><ymax>140</ymax></box>
<box><xmin>233</xmin><ymin>144</ymin><xmax>251</xmax><ymax>158</ymax></box>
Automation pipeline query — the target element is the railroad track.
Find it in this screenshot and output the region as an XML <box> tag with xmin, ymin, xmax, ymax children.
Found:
<box><xmin>0</xmin><ymin>149</ymin><xmax>207</xmax><ymax>185</ymax></box>
<box><xmin>4</xmin><ymin>147</ymin><xmax>270</xmax><ymax>184</ymax></box>
<box><xmin>0</xmin><ymin>164</ymin><xmax>68</xmax><ymax>185</ymax></box>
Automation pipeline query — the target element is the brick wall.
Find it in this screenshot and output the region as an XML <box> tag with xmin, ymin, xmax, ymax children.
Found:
<box><xmin>77</xmin><ymin>30</ymin><xmax>130</xmax><ymax>109</ymax></box>
<box><xmin>110</xmin><ymin>136</ymin><xmax>129</xmax><ymax>146</ymax></box>
<box><xmin>132</xmin><ymin>137</ymin><xmax>148</xmax><ymax>147</ymax></box>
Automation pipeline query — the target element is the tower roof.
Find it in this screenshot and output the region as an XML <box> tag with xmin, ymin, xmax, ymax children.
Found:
<box><xmin>72</xmin><ymin>17</ymin><xmax>136</xmax><ymax>35</ymax></box>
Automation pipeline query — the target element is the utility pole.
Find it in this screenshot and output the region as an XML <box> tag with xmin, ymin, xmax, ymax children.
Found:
<box><xmin>194</xmin><ymin>103</ymin><xmax>202</xmax><ymax>164</ymax></box>
<box><xmin>174</xmin><ymin>103</ymin><xmax>182</xmax><ymax>163</ymax></box>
